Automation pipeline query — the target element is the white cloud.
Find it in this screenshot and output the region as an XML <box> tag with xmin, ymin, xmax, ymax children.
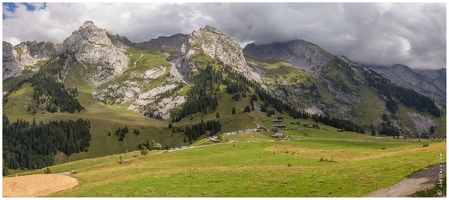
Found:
<box><xmin>2</xmin><ymin>2</ymin><xmax>446</xmax><ymax>69</ymax></box>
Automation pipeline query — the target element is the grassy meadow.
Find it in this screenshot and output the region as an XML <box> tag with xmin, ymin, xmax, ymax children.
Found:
<box><xmin>11</xmin><ymin>129</ymin><xmax>444</xmax><ymax>197</ymax></box>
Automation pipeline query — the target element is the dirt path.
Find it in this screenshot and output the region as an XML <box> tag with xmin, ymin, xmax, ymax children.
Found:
<box><xmin>366</xmin><ymin>164</ymin><xmax>445</xmax><ymax>197</ymax></box>
<box><xmin>3</xmin><ymin>174</ymin><xmax>78</xmax><ymax>197</ymax></box>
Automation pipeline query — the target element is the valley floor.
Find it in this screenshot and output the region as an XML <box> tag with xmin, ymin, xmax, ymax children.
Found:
<box><xmin>3</xmin><ymin>133</ymin><xmax>446</xmax><ymax>197</ymax></box>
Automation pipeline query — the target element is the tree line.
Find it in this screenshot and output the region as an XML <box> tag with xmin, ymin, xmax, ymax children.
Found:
<box><xmin>184</xmin><ymin>119</ymin><xmax>222</xmax><ymax>143</ymax></box>
<box><xmin>2</xmin><ymin>115</ymin><xmax>91</xmax><ymax>174</ymax></box>
<box><xmin>30</xmin><ymin>72</ymin><xmax>83</xmax><ymax>113</ymax></box>
<box><xmin>311</xmin><ymin>114</ymin><xmax>365</xmax><ymax>133</ymax></box>
<box><xmin>171</xmin><ymin>66</ymin><xmax>220</xmax><ymax>122</ymax></box>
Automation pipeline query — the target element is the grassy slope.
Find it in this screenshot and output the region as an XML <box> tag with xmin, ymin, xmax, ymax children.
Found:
<box><xmin>5</xmin><ymin>79</ymin><xmax>446</xmax><ymax>197</ymax></box>
<box><xmin>2</xmin><ymin>50</ymin><xmax>184</xmax><ymax>165</ymax></box>
<box><xmin>5</xmin><ymin>80</ymin><xmax>445</xmax><ymax>197</ymax></box>
<box><xmin>2</xmin><ymin>49</ymin><xmax>280</xmax><ymax>165</ymax></box>
<box><xmin>351</xmin><ymin>87</ymin><xmax>386</xmax><ymax>126</ymax></box>
<box><xmin>254</xmin><ymin>58</ymin><xmax>446</xmax><ymax>137</ymax></box>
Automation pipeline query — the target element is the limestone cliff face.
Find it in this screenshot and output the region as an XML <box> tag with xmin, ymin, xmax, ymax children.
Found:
<box><xmin>55</xmin><ymin>21</ymin><xmax>129</xmax><ymax>86</ymax></box>
<box><xmin>2</xmin><ymin>42</ymin><xmax>21</xmax><ymax>80</ymax></box>
<box><xmin>179</xmin><ymin>25</ymin><xmax>261</xmax><ymax>82</ymax></box>
<box><xmin>2</xmin><ymin>41</ymin><xmax>56</xmax><ymax>80</ymax></box>
<box><xmin>15</xmin><ymin>41</ymin><xmax>55</xmax><ymax>62</ymax></box>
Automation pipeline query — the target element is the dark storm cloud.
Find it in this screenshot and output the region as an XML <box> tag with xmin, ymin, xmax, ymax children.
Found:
<box><xmin>2</xmin><ymin>2</ymin><xmax>445</xmax><ymax>69</ymax></box>
<box><xmin>193</xmin><ymin>3</ymin><xmax>446</xmax><ymax>69</ymax></box>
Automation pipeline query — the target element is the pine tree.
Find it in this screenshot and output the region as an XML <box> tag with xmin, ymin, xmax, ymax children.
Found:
<box><xmin>216</xmin><ymin>112</ymin><xmax>220</xmax><ymax>118</ymax></box>
<box><xmin>232</xmin><ymin>107</ymin><xmax>236</xmax><ymax>114</ymax></box>
<box><xmin>244</xmin><ymin>105</ymin><xmax>251</xmax><ymax>113</ymax></box>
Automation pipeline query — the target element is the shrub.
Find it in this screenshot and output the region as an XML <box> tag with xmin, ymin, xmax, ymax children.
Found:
<box><xmin>44</xmin><ymin>167</ymin><xmax>52</xmax><ymax>174</ymax></box>
<box><xmin>423</xmin><ymin>144</ymin><xmax>429</xmax><ymax>147</ymax></box>
<box><xmin>141</xmin><ymin>147</ymin><xmax>149</xmax><ymax>155</ymax></box>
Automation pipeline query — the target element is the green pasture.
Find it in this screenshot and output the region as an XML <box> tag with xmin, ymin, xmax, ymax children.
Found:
<box><xmin>17</xmin><ymin>134</ymin><xmax>443</xmax><ymax>197</ymax></box>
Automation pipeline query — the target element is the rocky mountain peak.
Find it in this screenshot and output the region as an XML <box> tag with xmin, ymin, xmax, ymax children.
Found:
<box><xmin>80</xmin><ymin>20</ymin><xmax>96</xmax><ymax>29</ymax></box>
<box><xmin>55</xmin><ymin>20</ymin><xmax>129</xmax><ymax>86</ymax></box>
<box><xmin>182</xmin><ymin>25</ymin><xmax>261</xmax><ymax>82</ymax></box>
<box><xmin>243</xmin><ymin>39</ymin><xmax>333</xmax><ymax>72</ymax></box>
<box><xmin>201</xmin><ymin>25</ymin><xmax>221</xmax><ymax>34</ymax></box>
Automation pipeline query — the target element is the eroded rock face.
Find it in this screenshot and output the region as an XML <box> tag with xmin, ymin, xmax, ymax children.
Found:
<box><xmin>2</xmin><ymin>41</ymin><xmax>56</xmax><ymax>80</ymax></box>
<box><xmin>2</xmin><ymin>41</ymin><xmax>21</xmax><ymax>80</ymax></box>
<box><xmin>408</xmin><ymin>112</ymin><xmax>435</xmax><ymax>134</ymax></box>
<box><xmin>244</xmin><ymin>39</ymin><xmax>332</xmax><ymax>71</ymax></box>
<box><xmin>128</xmin><ymin>83</ymin><xmax>186</xmax><ymax>119</ymax></box>
<box><xmin>55</xmin><ymin>21</ymin><xmax>129</xmax><ymax>86</ymax></box>
<box><xmin>180</xmin><ymin>25</ymin><xmax>262</xmax><ymax>82</ymax></box>
<box><xmin>92</xmin><ymin>66</ymin><xmax>168</xmax><ymax>104</ymax></box>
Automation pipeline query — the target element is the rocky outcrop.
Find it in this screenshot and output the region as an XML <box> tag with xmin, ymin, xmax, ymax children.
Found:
<box><xmin>407</xmin><ymin>112</ymin><xmax>435</xmax><ymax>135</ymax></box>
<box><xmin>109</xmin><ymin>34</ymin><xmax>134</xmax><ymax>49</ymax></box>
<box><xmin>128</xmin><ymin>82</ymin><xmax>186</xmax><ymax>119</ymax></box>
<box><xmin>366</xmin><ymin>64</ymin><xmax>446</xmax><ymax>104</ymax></box>
<box><xmin>92</xmin><ymin>66</ymin><xmax>167</xmax><ymax>104</ymax></box>
<box><xmin>14</xmin><ymin>41</ymin><xmax>55</xmax><ymax>65</ymax></box>
<box><xmin>2</xmin><ymin>41</ymin><xmax>56</xmax><ymax>80</ymax></box>
<box><xmin>243</xmin><ymin>39</ymin><xmax>332</xmax><ymax>72</ymax></box>
<box><xmin>55</xmin><ymin>21</ymin><xmax>129</xmax><ymax>87</ymax></box>
<box><xmin>2</xmin><ymin>41</ymin><xmax>21</xmax><ymax>80</ymax></box>
<box><xmin>181</xmin><ymin>25</ymin><xmax>262</xmax><ymax>82</ymax></box>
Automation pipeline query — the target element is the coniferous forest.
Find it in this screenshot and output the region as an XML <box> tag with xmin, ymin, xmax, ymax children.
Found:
<box><xmin>2</xmin><ymin>115</ymin><xmax>91</xmax><ymax>173</ymax></box>
<box><xmin>184</xmin><ymin>119</ymin><xmax>222</xmax><ymax>143</ymax></box>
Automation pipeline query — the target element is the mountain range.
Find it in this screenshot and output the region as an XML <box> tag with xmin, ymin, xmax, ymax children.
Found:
<box><xmin>3</xmin><ymin>21</ymin><xmax>445</xmax><ymax>139</ymax></box>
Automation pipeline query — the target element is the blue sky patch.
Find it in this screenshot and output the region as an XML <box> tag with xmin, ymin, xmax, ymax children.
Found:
<box><xmin>3</xmin><ymin>2</ymin><xmax>47</xmax><ymax>19</ymax></box>
<box><xmin>3</xmin><ymin>3</ymin><xmax>17</xmax><ymax>19</ymax></box>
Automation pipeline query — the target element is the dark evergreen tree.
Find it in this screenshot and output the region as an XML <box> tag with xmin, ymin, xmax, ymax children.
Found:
<box><xmin>3</xmin><ymin>115</ymin><xmax>91</xmax><ymax>170</ymax></box>
<box><xmin>244</xmin><ymin>105</ymin><xmax>251</xmax><ymax>113</ymax></box>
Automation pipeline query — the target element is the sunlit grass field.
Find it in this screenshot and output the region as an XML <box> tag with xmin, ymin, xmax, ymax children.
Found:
<box><xmin>15</xmin><ymin>131</ymin><xmax>443</xmax><ymax>197</ymax></box>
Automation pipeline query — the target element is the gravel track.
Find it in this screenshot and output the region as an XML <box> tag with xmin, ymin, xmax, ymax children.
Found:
<box><xmin>366</xmin><ymin>164</ymin><xmax>445</xmax><ymax>197</ymax></box>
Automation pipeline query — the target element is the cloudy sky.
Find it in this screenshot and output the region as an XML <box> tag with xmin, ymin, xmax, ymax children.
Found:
<box><xmin>2</xmin><ymin>2</ymin><xmax>446</xmax><ymax>69</ymax></box>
